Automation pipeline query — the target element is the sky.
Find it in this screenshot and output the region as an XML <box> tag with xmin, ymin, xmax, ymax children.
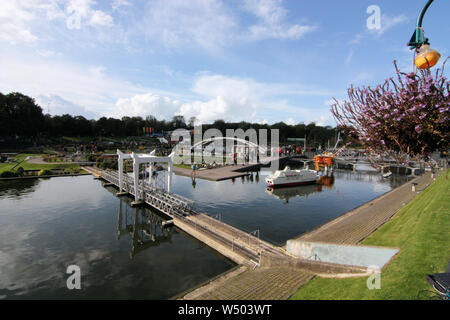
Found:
<box><xmin>0</xmin><ymin>0</ymin><xmax>449</xmax><ymax>126</ymax></box>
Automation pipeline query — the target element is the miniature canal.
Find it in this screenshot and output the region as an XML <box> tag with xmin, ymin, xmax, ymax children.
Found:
<box><xmin>0</xmin><ymin>166</ymin><xmax>410</xmax><ymax>299</ymax></box>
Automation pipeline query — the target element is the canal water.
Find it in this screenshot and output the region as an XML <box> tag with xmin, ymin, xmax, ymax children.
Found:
<box><xmin>0</xmin><ymin>167</ymin><xmax>409</xmax><ymax>299</ymax></box>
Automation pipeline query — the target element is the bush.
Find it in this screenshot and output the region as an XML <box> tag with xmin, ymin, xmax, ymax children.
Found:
<box><xmin>38</xmin><ymin>169</ymin><xmax>53</xmax><ymax>176</ymax></box>
<box><xmin>16</xmin><ymin>167</ymin><xmax>24</xmax><ymax>176</ymax></box>
<box><xmin>85</xmin><ymin>154</ymin><xmax>96</xmax><ymax>162</ymax></box>
<box><xmin>0</xmin><ymin>171</ymin><xmax>18</xmax><ymax>178</ymax></box>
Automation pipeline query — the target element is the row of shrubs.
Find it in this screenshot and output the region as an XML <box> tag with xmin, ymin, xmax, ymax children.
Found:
<box><xmin>0</xmin><ymin>168</ymin><xmax>51</xmax><ymax>178</ymax></box>
<box><xmin>0</xmin><ymin>170</ymin><xmax>20</xmax><ymax>178</ymax></box>
<box><xmin>43</xmin><ymin>157</ymin><xmax>63</xmax><ymax>162</ymax></box>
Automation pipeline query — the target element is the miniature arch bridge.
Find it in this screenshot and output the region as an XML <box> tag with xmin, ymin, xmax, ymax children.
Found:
<box><xmin>117</xmin><ymin>149</ymin><xmax>174</xmax><ymax>203</ymax></box>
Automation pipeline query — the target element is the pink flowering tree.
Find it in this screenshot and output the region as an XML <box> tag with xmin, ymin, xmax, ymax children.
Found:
<box><xmin>331</xmin><ymin>59</ymin><xmax>449</xmax><ymax>167</ymax></box>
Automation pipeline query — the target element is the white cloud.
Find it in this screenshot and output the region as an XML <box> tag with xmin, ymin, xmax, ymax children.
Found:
<box><xmin>0</xmin><ymin>0</ymin><xmax>114</xmax><ymax>44</ymax></box>
<box><xmin>178</xmin><ymin>96</ymin><xmax>257</xmax><ymax>124</ymax></box>
<box><xmin>141</xmin><ymin>0</ymin><xmax>236</xmax><ymax>50</ymax></box>
<box><xmin>113</xmin><ymin>91</ymin><xmax>255</xmax><ymax>124</ymax></box>
<box><xmin>37</xmin><ymin>49</ymin><xmax>61</xmax><ymax>57</ymax></box>
<box><xmin>89</xmin><ymin>10</ymin><xmax>114</xmax><ymax>27</ymax></box>
<box><xmin>112</xmin><ymin>0</ymin><xmax>131</xmax><ymax>10</ymax></box>
<box><xmin>192</xmin><ymin>75</ymin><xmax>262</xmax><ymax>100</ymax></box>
<box><xmin>138</xmin><ymin>0</ymin><xmax>315</xmax><ymax>50</ymax></box>
<box><xmin>0</xmin><ymin>1</ymin><xmax>35</xmax><ymax>21</ymax></box>
<box><xmin>66</xmin><ymin>0</ymin><xmax>114</xmax><ymax>29</ymax></box>
<box><xmin>285</xmin><ymin>117</ymin><xmax>295</xmax><ymax>125</ymax></box>
<box><xmin>242</xmin><ymin>0</ymin><xmax>316</xmax><ymax>40</ymax></box>
<box><xmin>346</xmin><ymin>48</ymin><xmax>354</xmax><ymax>65</ymax></box>
<box><xmin>88</xmin><ymin>65</ymin><xmax>107</xmax><ymax>77</ymax></box>
<box><xmin>36</xmin><ymin>94</ymin><xmax>99</xmax><ymax>118</ymax></box>
<box><xmin>0</xmin><ymin>53</ymin><xmax>152</xmax><ymax>117</ymax></box>
<box><xmin>0</xmin><ymin>41</ymin><xmax>336</xmax><ymax>125</ymax></box>
<box><xmin>115</xmin><ymin>93</ymin><xmax>181</xmax><ymax>119</ymax></box>
<box><xmin>375</xmin><ymin>14</ymin><xmax>408</xmax><ymax>36</ymax></box>
<box><xmin>244</xmin><ymin>0</ymin><xmax>287</xmax><ymax>25</ymax></box>
<box><xmin>0</xmin><ymin>23</ymin><xmax>38</xmax><ymax>44</ymax></box>
<box><xmin>313</xmin><ymin>115</ymin><xmax>330</xmax><ymax>126</ymax></box>
<box><xmin>0</xmin><ymin>0</ymin><xmax>38</xmax><ymax>44</ymax></box>
<box><xmin>112</xmin><ymin>73</ymin><xmax>334</xmax><ymax>125</ymax></box>
<box><xmin>192</xmin><ymin>74</ymin><xmax>332</xmax><ymax>99</ymax></box>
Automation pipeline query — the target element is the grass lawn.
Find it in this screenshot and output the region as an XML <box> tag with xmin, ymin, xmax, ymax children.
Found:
<box><xmin>0</xmin><ymin>154</ymin><xmax>85</xmax><ymax>175</ymax></box>
<box><xmin>0</xmin><ymin>153</ymin><xmax>39</xmax><ymax>173</ymax></box>
<box><xmin>290</xmin><ymin>170</ymin><xmax>450</xmax><ymax>300</ymax></box>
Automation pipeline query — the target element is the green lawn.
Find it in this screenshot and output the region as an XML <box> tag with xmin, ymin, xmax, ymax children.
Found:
<box><xmin>0</xmin><ymin>154</ymin><xmax>84</xmax><ymax>175</ymax></box>
<box><xmin>290</xmin><ymin>170</ymin><xmax>450</xmax><ymax>300</ymax></box>
<box><xmin>0</xmin><ymin>154</ymin><xmax>39</xmax><ymax>173</ymax></box>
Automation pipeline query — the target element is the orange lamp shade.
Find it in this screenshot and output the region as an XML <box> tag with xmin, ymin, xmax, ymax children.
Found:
<box><xmin>415</xmin><ymin>44</ymin><xmax>441</xmax><ymax>69</ymax></box>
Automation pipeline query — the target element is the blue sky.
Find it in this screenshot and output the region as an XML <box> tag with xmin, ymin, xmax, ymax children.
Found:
<box><xmin>0</xmin><ymin>0</ymin><xmax>448</xmax><ymax>126</ymax></box>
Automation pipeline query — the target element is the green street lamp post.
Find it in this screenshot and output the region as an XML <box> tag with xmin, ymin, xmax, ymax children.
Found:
<box><xmin>407</xmin><ymin>0</ymin><xmax>441</xmax><ymax>69</ymax></box>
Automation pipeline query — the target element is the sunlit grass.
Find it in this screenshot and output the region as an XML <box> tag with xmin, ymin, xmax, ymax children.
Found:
<box><xmin>0</xmin><ymin>153</ymin><xmax>84</xmax><ymax>175</ymax></box>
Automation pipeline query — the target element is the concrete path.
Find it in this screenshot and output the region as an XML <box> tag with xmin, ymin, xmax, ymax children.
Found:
<box><xmin>180</xmin><ymin>170</ymin><xmax>439</xmax><ymax>300</ymax></box>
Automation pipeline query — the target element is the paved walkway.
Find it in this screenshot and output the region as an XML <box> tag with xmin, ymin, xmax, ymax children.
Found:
<box><xmin>180</xmin><ymin>170</ymin><xmax>439</xmax><ymax>300</ymax></box>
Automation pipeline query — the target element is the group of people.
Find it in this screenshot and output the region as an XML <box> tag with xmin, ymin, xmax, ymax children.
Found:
<box><xmin>278</xmin><ymin>145</ymin><xmax>302</xmax><ymax>156</ymax></box>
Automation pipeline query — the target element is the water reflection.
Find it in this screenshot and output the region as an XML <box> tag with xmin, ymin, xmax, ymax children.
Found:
<box><xmin>0</xmin><ymin>176</ymin><xmax>235</xmax><ymax>300</ymax></box>
<box><xmin>265</xmin><ymin>184</ymin><xmax>322</xmax><ymax>203</ymax></box>
<box><xmin>0</xmin><ymin>178</ymin><xmax>40</xmax><ymax>198</ymax></box>
<box><xmin>265</xmin><ymin>174</ymin><xmax>335</xmax><ymax>203</ymax></box>
<box><xmin>331</xmin><ymin>169</ymin><xmax>412</xmax><ymax>188</ymax></box>
<box><xmin>116</xmin><ymin>198</ymin><xmax>173</xmax><ymax>259</ymax></box>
